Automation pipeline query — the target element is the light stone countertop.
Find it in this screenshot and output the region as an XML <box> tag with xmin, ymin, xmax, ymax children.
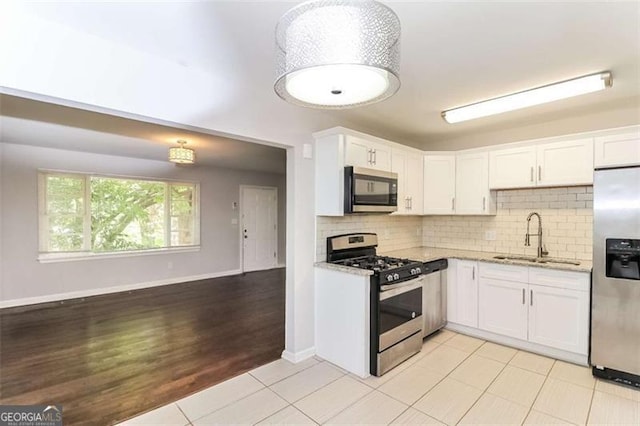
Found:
<box><xmin>315</xmin><ymin>246</ymin><xmax>592</xmax><ymax>275</ymax></box>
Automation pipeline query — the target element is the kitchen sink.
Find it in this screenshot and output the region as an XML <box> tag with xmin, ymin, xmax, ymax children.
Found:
<box><xmin>493</xmin><ymin>255</ymin><xmax>581</xmax><ymax>266</ymax></box>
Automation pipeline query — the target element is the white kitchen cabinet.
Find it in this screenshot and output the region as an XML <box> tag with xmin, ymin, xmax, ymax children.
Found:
<box><xmin>489</xmin><ymin>138</ymin><xmax>594</xmax><ymax>189</ymax></box>
<box><xmin>447</xmin><ymin>260</ymin><xmax>478</xmax><ymax>328</ymax></box>
<box><xmin>489</xmin><ymin>146</ymin><xmax>537</xmax><ymax>189</ymax></box>
<box><xmin>455</xmin><ymin>151</ymin><xmax>496</xmax><ymax>215</ymax></box>
<box><xmin>479</xmin><ymin>278</ymin><xmax>528</xmax><ymax>340</ymax></box>
<box><xmin>315</xmin><ymin>267</ymin><xmax>371</xmax><ymax>377</ymax></box>
<box><xmin>345</xmin><ymin>136</ymin><xmax>391</xmax><ymax>171</ymax></box>
<box><xmin>528</xmin><ymin>283</ymin><xmax>589</xmax><ymax>355</ymax></box>
<box><xmin>423</xmin><ymin>154</ymin><xmax>456</xmax><ymax>214</ymax></box>
<box><xmin>537</xmin><ymin>138</ymin><xmax>594</xmax><ymax>186</ymax></box>
<box><xmin>392</xmin><ymin>148</ymin><xmax>423</xmax><ymax>215</ymax></box>
<box><xmin>594</xmin><ymin>131</ymin><xmax>640</xmax><ymax>168</ymax></box>
<box><xmin>527</xmin><ymin>267</ymin><xmax>590</xmax><ymax>355</ymax></box>
<box><xmin>471</xmin><ymin>262</ymin><xmax>590</xmax><ymax>357</ymax></box>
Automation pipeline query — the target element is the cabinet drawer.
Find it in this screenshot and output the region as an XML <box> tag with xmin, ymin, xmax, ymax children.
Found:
<box><xmin>479</xmin><ymin>262</ymin><xmax>528</xmax><ymax>283</ymax></box>
<box><xmin>528</xmin><ymin>267</ymin><xmax>589</xmax><ymax>292</ymax></box>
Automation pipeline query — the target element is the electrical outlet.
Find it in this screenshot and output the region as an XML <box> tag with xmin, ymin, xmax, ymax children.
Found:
<box><xmin>485</xmin><ymin>230</ymin><xmax>497</xmax><ymax>241</ymax></box>
<box><xmin>231</xmin><ymin>218</ymin><xmax>238</xmax><ymax>225</ymax></box>
<box><xmin>167</xmin><ymin>261</ymin><xmax>173</xmax><ymax>270</ymax></box>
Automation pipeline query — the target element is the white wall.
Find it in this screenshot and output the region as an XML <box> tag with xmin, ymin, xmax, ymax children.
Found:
<box><xmin>0</xmin><ymin>143</ymin><xmax>286</xmax><ymax>303</ymax></box>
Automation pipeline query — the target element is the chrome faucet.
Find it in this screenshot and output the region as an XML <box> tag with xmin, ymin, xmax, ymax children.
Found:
<box><xmin>525</xmin><ymin>212</ymin><xmax>549</xmax><ymax>258</ymax></box>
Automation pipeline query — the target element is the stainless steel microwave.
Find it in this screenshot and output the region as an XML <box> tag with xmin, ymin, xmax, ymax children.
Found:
<box><xmin>344</xmin><ymin>166</ymin><xmax>398</xmax><ymax>213</ymax></box>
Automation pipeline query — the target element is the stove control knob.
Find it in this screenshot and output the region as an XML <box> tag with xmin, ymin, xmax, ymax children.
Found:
<box><xmin>393</xmin><ymin>273</ymin><xmax>400</xmax><ymax>280</ymax></box>
<box><xmin>415</xmin><ymin>267</ymin><xmax>422</xmax><ymax>274</ymax></box>
<box><xmin>410</xmin><ymin>268</ymin><xmax>416</xmax><ymax>275</ymax></box>
<box><xmin>386</xmin><ymin>274</ymin><xmax>394</xmax><ymax>282</ymax></box>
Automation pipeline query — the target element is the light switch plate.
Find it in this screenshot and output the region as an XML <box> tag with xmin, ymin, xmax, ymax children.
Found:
<box><xmin>231</xmin><ymin>218</ymin><xmax>238</xmax><ymax>225</ymax></box>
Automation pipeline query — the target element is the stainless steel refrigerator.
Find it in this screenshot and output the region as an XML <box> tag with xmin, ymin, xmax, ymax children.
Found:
<box><xmin>591</xmin><ymin>165</ymin><xmax>640</xmax><ymax>387</ymax></box>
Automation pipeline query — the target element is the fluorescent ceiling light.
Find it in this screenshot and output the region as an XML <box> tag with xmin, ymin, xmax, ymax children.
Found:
<box><xmin>442</xmin><ymin>72</ymin><xmax>612</xmax><ymax>124</ymax></box>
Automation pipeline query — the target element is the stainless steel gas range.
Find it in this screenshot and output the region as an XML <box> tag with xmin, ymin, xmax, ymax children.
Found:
<box><xmin>326</xmin><ymin>233</ymin><xmax>432</xmax><ymax>376</ymax></box>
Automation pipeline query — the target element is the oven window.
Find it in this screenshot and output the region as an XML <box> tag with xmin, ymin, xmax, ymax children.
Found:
<box><xmin>379</xmin><ymin>286</ymin><xmax>422</xmax><ymax>335</ymax></box>
<box><xmin>353</xmin><ymin>175</ymin><xmax>396</xmax><ymax>205</ymax></box>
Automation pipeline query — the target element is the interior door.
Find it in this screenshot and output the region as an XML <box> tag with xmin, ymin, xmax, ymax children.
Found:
<box><xmin>242</xmin><ymin>187</ymin><xmax>277</xmax><ymax>272</ymax></box>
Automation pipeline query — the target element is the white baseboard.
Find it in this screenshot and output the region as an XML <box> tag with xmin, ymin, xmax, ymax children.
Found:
<box><xmin>0</xmin><ymin>269</ymin><xmax>242</xmax><ymax>309</ymax></box>
<box><xmin>282</xmin><ymin>347</ymin><xmax>316</xmax><ymax>363</ymax></box>
<box><xmin>445</xmin><ymin>323</ymin><xmax>588</xmax><ymax>366</ymax></box>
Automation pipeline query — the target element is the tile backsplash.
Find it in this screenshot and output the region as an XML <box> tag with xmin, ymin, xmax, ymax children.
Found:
<box><xmin>316</xmin><ymin>215</ymin><xmax>423</xmax><ymax>262</ymax></box>
<box><xmin>422</xmin><ymin>186</ymin><xmax>593</xmax><ymax>261</ymax></box>
<box><xmin>316</xmin><ymin>186</ymin><xmax>593</xmax><ymax>262</ymax></box>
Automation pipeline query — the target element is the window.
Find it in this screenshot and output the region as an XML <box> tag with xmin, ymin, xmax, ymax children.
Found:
<box><xmin>39</xmin><ymin>172</ymin><xmax>199</xmax><ymax>258</ymax></box>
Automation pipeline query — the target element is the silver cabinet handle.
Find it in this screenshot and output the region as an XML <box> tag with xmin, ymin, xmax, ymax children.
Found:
<box><xmin>530</xmin><ymin>289</ymin><xmax>533</xmax><ymax>306</ymax></box>
<box><xmin>372</xmin><ymin>149</ymin><xmax>377</xmax><ymax>165</ymax></box>
<box><xmin>472</xmin><ymin>266</ymin><xmax>475</xmax><ymax>281</ymax></box>
<box><xmin>530</xmin><ymin>166</ymin><xmax>534</xmax><ymax>182</ymax></box>
<box><xmin>452</xmin><ymin>197</ymin><xmax>455</xmax><ymax>211</ymax></box>
<box><xmin>482</xmin><ymin>196</ymin><xmax>486</xmax><ymax>211</ymax></box>
<box><xmin>409</xmin><ymin>197</ymin><xmax>412</xmax><ymax>210</ymax></box>
<box><xmin>368</xmin><ymin>149</ymin><xmax>373</xmax><ymax>165</ymax></box>
<box><xmin>522</xmin><ymin>288</ymin><xmax>525</xmax><ymax>305</ymax></box>
<box><xmin>405</xmin><ymin>197</ymin><xmax>410</xmax><ymax>210</ymax></box>
<box><xmin>538</xmin><ymin>165</ymin><xmax>542</xmax><ymax>181</ymax></box>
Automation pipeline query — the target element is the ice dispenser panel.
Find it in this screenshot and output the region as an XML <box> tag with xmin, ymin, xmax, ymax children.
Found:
<box><xmin>606</xmin><ymin>239</ymin><xmax>640</xmax><ymax>280</ymax></box>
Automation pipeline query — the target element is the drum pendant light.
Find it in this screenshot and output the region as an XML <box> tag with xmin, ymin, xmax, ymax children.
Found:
<box><xmin>275</xmin><ymin>0</ymin><xmax>401</xmax><ymax>109</ymax></box>
<box><xmin>168</xmin><ymin>140</ymin><xmax>195</xmax><ymax>164</ymax></box>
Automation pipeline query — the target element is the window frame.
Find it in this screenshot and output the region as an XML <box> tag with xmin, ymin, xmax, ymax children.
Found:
<box><xmin>38</xmin><ymin>170</ymin><xmax>200</xmax><ymax>263</ymax></box>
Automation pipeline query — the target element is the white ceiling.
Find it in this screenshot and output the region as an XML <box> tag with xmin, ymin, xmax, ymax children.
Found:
<box><xmin>0</xmin><ymin>95</ymin><xmax>287</xmax><ymax>174</ymax></box>
<box><xmin>7</xmin><ymin>1</ymin><xmax>640</xmax><ymax>150</ymax></box>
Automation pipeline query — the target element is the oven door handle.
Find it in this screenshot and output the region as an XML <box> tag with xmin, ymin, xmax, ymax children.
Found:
<box><xmin>380</xmin><ymin>277</ymin><xmax>424</xmax><ymax>300</ymax></box>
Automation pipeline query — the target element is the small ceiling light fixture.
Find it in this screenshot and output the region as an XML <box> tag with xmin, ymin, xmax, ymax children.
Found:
<box><xmin>274</xmin><ymin>0</ymin><xmax>401</xmax><ymax>109</ymax></box>
<box><xmin>168</xmin><ymin>140</ymin><xmax>195</xmax><ymax>164</ymax></box>
<box><xmin>442</xmin><ymin>71</ymin><xmax>613</xmax><ymax>124</ymax></box>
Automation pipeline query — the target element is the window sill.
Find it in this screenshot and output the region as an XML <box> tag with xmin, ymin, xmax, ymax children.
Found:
<box><xmin>38</xmin><ymin>246</ymin><xmax>201</xmax><ymax>263</ymax></box>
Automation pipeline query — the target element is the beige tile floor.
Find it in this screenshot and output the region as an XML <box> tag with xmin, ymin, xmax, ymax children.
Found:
<box><xmin>119</xmin><ymin>330</ymin><xmax>640</xmax><ymax>425</ymax></box>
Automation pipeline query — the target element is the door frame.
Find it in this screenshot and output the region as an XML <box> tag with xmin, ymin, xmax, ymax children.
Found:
<box><xmin>239</xmin><ymin>185</ymin><xmax>278</xmax><ymax>273</ymax></box>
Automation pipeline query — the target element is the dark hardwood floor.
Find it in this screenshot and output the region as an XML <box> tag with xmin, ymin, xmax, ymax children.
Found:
<box><xmin>0</xmin><ymin>268</ymin><xmax>285</xmax><ymax>425</ymax></box>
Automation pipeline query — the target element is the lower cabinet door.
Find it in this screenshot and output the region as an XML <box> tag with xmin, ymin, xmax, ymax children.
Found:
<box><xmin>478</xmin><ymin>278</ymin><xmax>528</xmax><ymax>340</ymax></box>
<box><xmin>527</xmin><ymin>284</ymin><xmax>589</xmax><ymax>355</ymax></box>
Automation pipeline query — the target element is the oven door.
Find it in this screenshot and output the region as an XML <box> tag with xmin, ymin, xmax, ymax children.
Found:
<box><xmin>378</xmin><ymin>277</ymin><xmax>423</xmax><ymax>351</ymax></box>
<box><xmin>345</xmin><ymin>166</ymin><xmax>398</xmax><ymax>213</ymax></box>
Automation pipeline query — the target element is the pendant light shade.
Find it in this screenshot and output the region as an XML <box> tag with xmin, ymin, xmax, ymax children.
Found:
<box><xmin>169</xmin><ymin>140</ymin><xmax>195</xmax><ymax>164</ymax></box>
<box><xmin>275</xmin><ymin>0</ymin><xmax>401</xmax><ymax>109</ymax></box>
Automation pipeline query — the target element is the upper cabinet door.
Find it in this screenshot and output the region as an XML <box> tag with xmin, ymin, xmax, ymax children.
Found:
<box><xmin>369</xmin><ymin>141</ymin><xmax>392</xmax><ymax>171</ymax></box>
<box><xmin>392</xmin><ymin>148</ymin><xmax>424</xmax><ymax>215</ymax></box>
<box><xmin>344</xmin><ymin>136</ymin><xmax>392</xmax><ymax>171</ymax></box>
<box><xmin>423</xmin><ymin>155</ymin><xmax>456</xmax><ymax>214</ymax></box>
<box><xmin>406</xmin><ymin>154</ymin><xmax>424</xmax><ymax>215</ymax></box>
<box><xmin>391</xmin><ymin>149</ymin><xmax>409</xmax><ymax>214</ymax></box>
<box><xmin>489</xmin><ymin>146</ymin><xmax>537</xmax><ymax>189</ymax></box>
<box><xmin>456</xmin><ymin>152</ymin><xmax>494</xmax><ymax>215</ymax></box>
<box><xmin>594</xmin><ymin>131</ymin><xmax>640</xmax><ymax>168</ymax></box>
<box><xmin>537</xmin><ymin>138</ymin><xmax>594</xmax><ymax>186</ymax></box>
<box><xmin>345</xmin><ymin>136</ymin><xmax>373</xmax><ymax>168</ymax></box>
